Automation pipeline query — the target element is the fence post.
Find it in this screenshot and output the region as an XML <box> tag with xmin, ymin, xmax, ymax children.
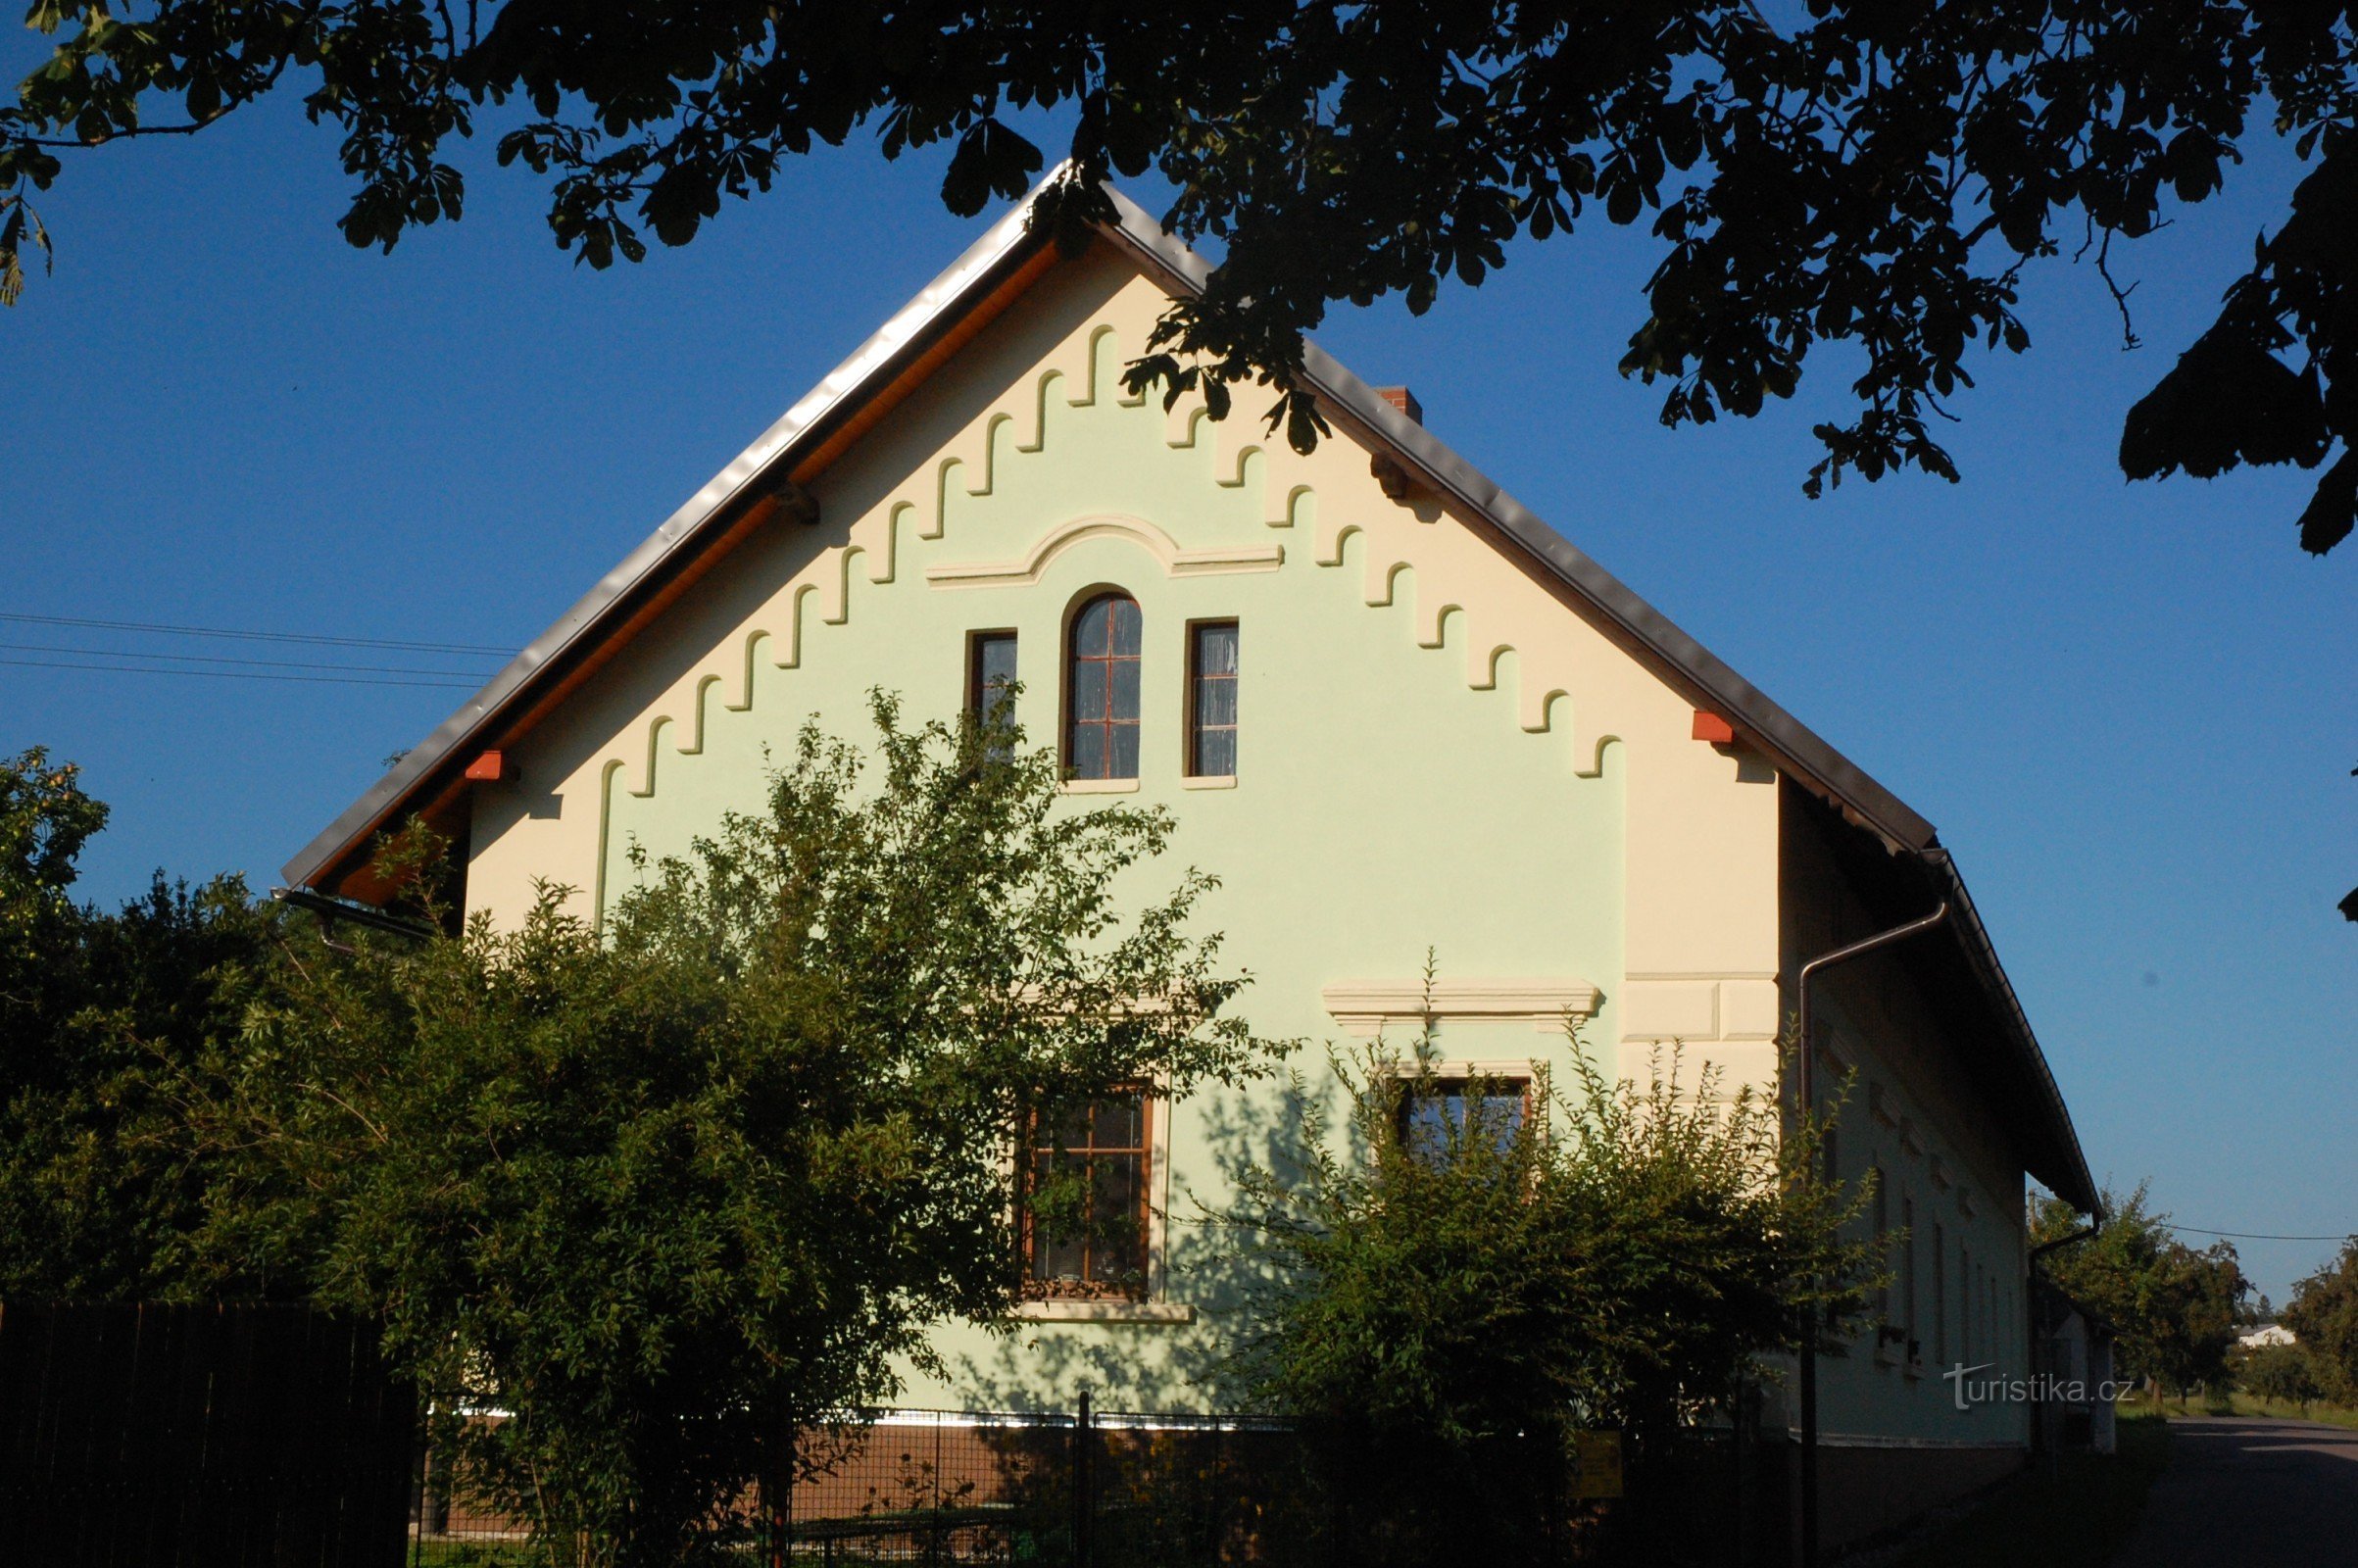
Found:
<box><xmin>1072</xmin><ymin>1391</ymin><xmax>1096</xmax><ymax>1568</ymax></box>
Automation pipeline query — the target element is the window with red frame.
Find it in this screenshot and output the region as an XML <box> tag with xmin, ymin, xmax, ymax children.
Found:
<box><xmin>1022</xmin><ymin>1093</ymin><xmax>1151</xmax><ymax>1299</ymax></box>
<box><xmin>1065</xmin><ymin>593</ymin><xmax>1141</xmax><ymax>779</ymax></box>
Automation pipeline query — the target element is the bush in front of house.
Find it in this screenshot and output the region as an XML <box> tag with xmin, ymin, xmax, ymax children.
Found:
<box><xmin>1210</xmin><ymin>1006</ymin><xmax>1877</xmax><ymax>1565</ymax></box>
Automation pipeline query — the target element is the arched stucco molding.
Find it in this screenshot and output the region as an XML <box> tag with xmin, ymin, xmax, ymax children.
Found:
<box><xmin>922</xmin><ymin>513</ymin><xmax>1284</xmax><ymax>589</ymax></box>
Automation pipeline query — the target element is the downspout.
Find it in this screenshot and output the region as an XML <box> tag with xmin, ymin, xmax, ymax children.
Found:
<box><xmin>1794</xmin><ymin>900</ymin><xmax>1950</xmax><ymax>1568</ymax></box>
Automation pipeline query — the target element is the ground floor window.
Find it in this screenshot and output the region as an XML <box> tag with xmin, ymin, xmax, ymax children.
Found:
<box><xmin>1395</xmin><ymin>1072</ymin><xmax>1531</xmax><ymax>1165</ymax></box>
<box><xmin>1021</xmin><ymin>1093</ymin><xmax>1152</xmax><ymax>1300</ymax></box>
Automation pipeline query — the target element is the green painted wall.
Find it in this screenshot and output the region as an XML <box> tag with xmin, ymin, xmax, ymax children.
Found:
<box><xmin>591</xmin><ymin>329</ymin><xmax>1628</xmax><ymax>1411</ymax></box>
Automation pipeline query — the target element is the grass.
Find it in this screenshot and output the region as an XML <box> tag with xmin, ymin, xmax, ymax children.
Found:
<box><xmin>1881</xmin><ymin>1410</ymin><xmax>2171</xmax><ymax>1568</ymax></box>
<box><xmin>2116</xmin><ymin>1389</ymin><xmax>2358</xmax><ymax>1431</ymax></box>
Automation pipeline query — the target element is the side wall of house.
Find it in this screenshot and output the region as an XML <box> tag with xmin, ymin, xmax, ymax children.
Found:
<box><xmin>1781</xmin><ymin>786</ymin><xmax>2033</xmax><ymax>1544</ymax></box>
<box><xmin>457</xmin><ymin>242</ymin><xmax>1785</xmax><ymax>1409</ymax></box>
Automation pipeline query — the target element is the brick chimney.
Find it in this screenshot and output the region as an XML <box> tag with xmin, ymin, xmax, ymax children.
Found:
<box><xmin>1374</xmin><ymin>386</ymin><xmax>1423</xmax><ymax>425</ymax></box>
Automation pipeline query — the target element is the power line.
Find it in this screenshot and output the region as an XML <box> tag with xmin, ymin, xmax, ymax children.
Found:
<box><xmin>0</xmin><ymin>656</ymin><xmax>479</xmax><ymax>690</ymax></box>
<box><xmin>2165</xmin><ymin>1225</ymin><xmax>2354</xmax><ymax>1243</ymax></box>
<box><xmin>0</xmin><ymin>611</ymin><xmax>514</xmax><ymax>658</ymax></box>
<box><xmin>0</xmin><ymin>640</ymin><xmax>494</xmax><ymax>679</ymax></box>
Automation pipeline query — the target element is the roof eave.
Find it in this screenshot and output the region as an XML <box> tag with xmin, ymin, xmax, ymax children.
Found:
<box><xmin>281</xmin><ymin>181</ymin><xmax>1060</xmax><ymax>891</ymax></box>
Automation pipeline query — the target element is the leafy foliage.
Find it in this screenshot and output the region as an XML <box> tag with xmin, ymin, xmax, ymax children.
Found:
<box><xmin>182</xmin><ymin>695</ymin><xmax>1272</xmax><ymax>1567</ymax></box>
<box><xmin>2236</xmin><ymin>1340</ymin><xmax>2327</xmax><ymax>1411</ymax></box>
<box><xmin>1210</xmin><ymin>1005</ymin><xmax>1872</xmax><ymax>1558</ymax></box>
<box><xmin>2031</xmin><ymin>1184</ymin><xmax>2248</xmax><ymax>1396</ymax></box>
<box><xmin>7</xmin><ymin>4</ymin><xmax>2358</xmax><ymax>548</ymax></box>
<box><xmin>2283</xmin><ymin>1238</ymin><xmax>2358</xmax><ymax>1405</ymax></box>
<box><xmin>0</xmin><ymin>747</ymin><xmax>281</xmax><ymax>1301</ymax></box>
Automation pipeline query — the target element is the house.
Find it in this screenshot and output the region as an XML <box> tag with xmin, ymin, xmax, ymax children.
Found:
<box><xmin>2238</xmin><ymin>1323</ymin><xmax>2297</xmax><ymax>1349</ymax></box>
<box><xmin>2032</xmin><ymin>1279</ymin><xmax>2121</xmax><ymax>1455</ymax></box>
<box><xmin>285</xmin><ymin>174</ymin><xmax>2099</xmax><ymax>1553</ymax></box>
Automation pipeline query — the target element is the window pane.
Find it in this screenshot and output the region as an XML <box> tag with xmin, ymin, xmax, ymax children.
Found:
<box><xmin>1195</xmin><ymin>675</ymin><xmax>1236</xmax><ymax>729</ymax></box>
<box><xmin>1109</xmin><ymin>657</ymin><xmax>1140</xmax><ymax>720</ymax></box>
<box><xmin>1400</xmin><ymin>1080</ymin><xmax>1526</xmax><ymax>1164</ymax></box>
<box><xmin>1108</xmin><ymin>723</ymin><xmax>1139</xmax><ymax>779</ymax></box>
<box><xmin>1095</xmin><ymin>1096</ymin><xmax>1144</xmax><ymax>1149</ymax></box>
<box><xmin>1076</xmin><ymin>597</ymin><xmax>1110</xmax><ymax>654</ymax></box>
<box><xmin>1197</xmin><ymin>622</ymin><xmax>1238</xmax><ymax>676</ymax></box>
<box><xmin>1070</xmin><ymin>723</ymin><xmax>1105</xmax><ymax>778</ymax></box>
<box><xmin>1050</xmin><ymin>1100</ymin><xmax>1093</xmax><ymax>1149</ymax></box>
<box><xmin>1194</xmin><ymin>728</ymin><xmax>1235</xmax><ymax>779</ymax></box>
<box><xmin>1107</xmin><ymin>597</ymin><xmax>1142</xmax><ymax>656</ymax></box>
<box><xmin>976</xmin><ymin>633</ymin><xmax>1017</xmax><ymax>697</ymax></box>
<box><xmin>1072</xmin><ymin>661</ymin><xmax>1108</xmax><ymax>723</ymax></box>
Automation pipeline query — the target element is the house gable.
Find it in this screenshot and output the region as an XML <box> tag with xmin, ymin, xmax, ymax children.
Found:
<box><xmin>285</xmin><ymin>172</ymin><xmax>2091</xmax><ymax>1227</ymax></box>
<box><xmin>448</xmin><ymin>235</ymin><xmax>1791</xmax><ymax>1101</ymax></box>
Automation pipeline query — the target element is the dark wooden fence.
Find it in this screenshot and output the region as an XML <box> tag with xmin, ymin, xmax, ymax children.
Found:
<box><xmin>0</xmin><ymin>1301</ymin><xmax>416</xmax><ymax>1568</ymax></box>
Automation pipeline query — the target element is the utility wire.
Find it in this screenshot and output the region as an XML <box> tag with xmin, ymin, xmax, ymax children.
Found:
<box><xmin>0</xmin><ymin>640</ymin><xmax>494</xmax><ymax>679</ymax></box>
<box><xmin>0</xmin><ymin>656</ymin><xmax>479</xmax><ymax>689</ymax></box>
<box><xmin>2164</xmin><ymin>1225</ymin><xmax>2354</xmax><ymax>1243</ymax></box>
<box><xmin>0</xmin><ymin>611</ymin><xmax>514</xmax><ymax>658</ymax></box>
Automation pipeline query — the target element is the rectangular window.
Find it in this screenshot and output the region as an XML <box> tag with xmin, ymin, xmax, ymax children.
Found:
<box><xmin>1934</xmin><ymin>1222</ymin><xmax>1948</xmax><ymax>1363</ymax></box>
<box><xmin>1396</xmin><ymin>1073</ymin><xmax>1529</xmax><ymax>1166</ymax></box>
<box><xmin>1186</xmin><ymin>620</ymin><xmax>1239</xmax><ymax>778</ymax></box>
<box><xmin>1873</xmin><ymin>1169</ymin><xmax>1891</xmax><ymax>1325</ymax></box>
<box><xmin>1902</xmin><ymin>1196</ymin><xmax>1919</xmax><ymax>1358</ymax></box>
<box><xmin>1022</xmin><ymin>1093</ymin><xmax>1151</xmax><ymax>1300</ymax></box>
<box><xmin>1957</xmin><ymin>1247</ymin><xmax>1968</xmax><ymax>1360</ymax></box>
<box><xmin>968</xmin><ymin>631</ymin><xmax>1018</xmax><ymax>723</ymax></box>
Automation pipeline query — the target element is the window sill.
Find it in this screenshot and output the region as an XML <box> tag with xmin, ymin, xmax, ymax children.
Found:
<box><xmin>1179</xmin><ymin>775</ymin><xmax>1237</xmax><ymax>790</ymax></box>
<box><xmin>1058</xmin><ymin>778</ymin><xmax>1140</xmax><ymax>795</ymax></box>
<box><xmin>1011</xmin><ymin>1300</ymin><xmax>1196</xmax><ymax>1324</ymax></box>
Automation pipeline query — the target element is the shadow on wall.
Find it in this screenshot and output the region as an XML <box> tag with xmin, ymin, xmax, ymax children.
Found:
<box><xmin>945</xmin><ymin>1059</ymin><xmax>1323</xmax><ymax>1412</ymax></box>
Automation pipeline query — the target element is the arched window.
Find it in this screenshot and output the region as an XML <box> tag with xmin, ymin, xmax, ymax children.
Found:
<box><xmin>1066</xmin><ymin>592</ymin><xmax>1141</xmax><ymax>779</ymax></box>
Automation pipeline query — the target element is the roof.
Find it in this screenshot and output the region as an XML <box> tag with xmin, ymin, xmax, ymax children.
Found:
<box><xmin>282</xmin><ymin>172</ymin><xmax>2097</xmax><ymax>1212</ymax></box>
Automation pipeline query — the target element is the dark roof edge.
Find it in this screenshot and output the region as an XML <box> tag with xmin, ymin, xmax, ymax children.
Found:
<box><xmin>1919</xmin><ymin>847</ymin><xmax>2102</xmax><ymax>1213</ymax></box>
<box><xmin>280</xmin><ymin>186</ymin><xmax>1056</xmax><ymax>889</ymax></box>
<box><xmin>1092</xmin><ymin>184</ymin><xmax>1936</xmax><ymax>853</ymax></box>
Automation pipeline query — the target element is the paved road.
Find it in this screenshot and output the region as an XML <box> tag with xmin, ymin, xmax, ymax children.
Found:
<box><xmin>2114</xmin><ymin>1417</ymin><xmax>2358</xmax><ymax>1566</ymax></box>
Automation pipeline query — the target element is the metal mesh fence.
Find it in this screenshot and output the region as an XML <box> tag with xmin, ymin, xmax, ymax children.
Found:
<box><xmin>404</xmin><ymin>1401</ymin><xmax>1779</xmax><ymax>1567</ymax></box>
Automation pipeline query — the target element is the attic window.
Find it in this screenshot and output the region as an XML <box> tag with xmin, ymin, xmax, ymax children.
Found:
<box><xmin>1065</xmin><ymin>593</ymin><xmax>1141</xmax><ymax>780</ymax></box>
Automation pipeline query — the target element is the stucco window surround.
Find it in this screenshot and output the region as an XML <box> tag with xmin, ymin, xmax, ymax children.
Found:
<box><xmin>1321</xmin><ymin>978</ymin><xmax>1602</xmax><ymax>1038</ymax></box>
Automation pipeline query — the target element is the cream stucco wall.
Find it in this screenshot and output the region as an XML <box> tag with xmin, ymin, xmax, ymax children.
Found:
<box><xmin>459</xmin><ymin>242</ymin><xmax>1793</xmax><ymax>1409</ymax></box>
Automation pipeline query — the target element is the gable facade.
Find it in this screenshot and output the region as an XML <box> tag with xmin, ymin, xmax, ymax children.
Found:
<box><xmin>289</xmin><ymin>181</ymin><xmax>2097</xmax><ymax>1533</ymax></box>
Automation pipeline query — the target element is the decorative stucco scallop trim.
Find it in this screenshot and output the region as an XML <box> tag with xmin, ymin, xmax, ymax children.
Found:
<box><xmin>1322</xmin><ymin>978</ymin><xmax>1602</xmax><ymax>1037</ymax></box>
<box><xmin>923</xmin><ymin>513</ymin><xmax>1285</xmax><ymax>588</ymax></box>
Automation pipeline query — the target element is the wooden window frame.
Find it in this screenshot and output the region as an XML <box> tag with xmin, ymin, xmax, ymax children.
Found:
<box><xmin>1018</xmin><ymin>1088</ymin><xmax>1154</xmax><ymax>1303</ymax></box>
<box><xmin>965</xmin><ymin>628</ymin><xmax>1019</xmax><ymax>723</ymax></box>
<box><xmin>1062</xmin><ymin>590</ymin><xmax>1142</xmax><ymax>781</ymax></box>
<box><xmin>1183</xmin><ymin>618</ymin><xmax>1239</xmax><ymax>779</ymax></box>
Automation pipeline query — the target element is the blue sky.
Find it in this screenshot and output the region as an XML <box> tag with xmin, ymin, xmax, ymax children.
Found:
<box><xmin>3</xmin><ymin>69</ymin><xmax>2351</xmax><ymax>1302</ymax></box>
